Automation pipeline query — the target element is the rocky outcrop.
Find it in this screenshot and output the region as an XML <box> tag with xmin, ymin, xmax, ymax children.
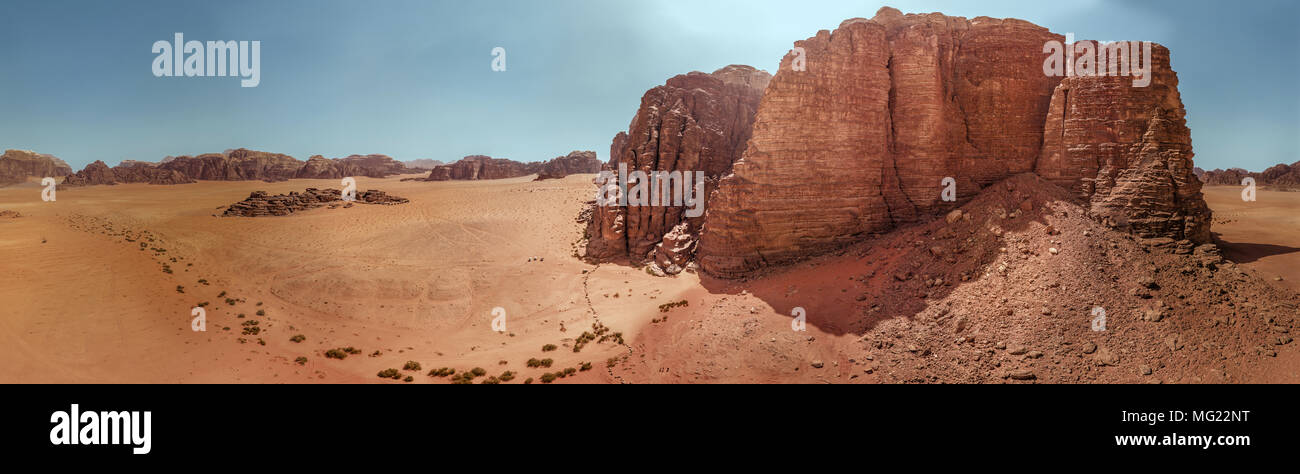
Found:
<box><xmin>422</xmin><ymin>155</ymin><xmax>538</xmax><ymax>181</ymax></box>
<box><xmin>1036</xmin><ymin>43</ymin><xmax>1209</xmax><ymax>243</ymax></box>
<box><xmin>537</xmin><ymin>151</ymin><xmax>601</xmax><ymax>178</ymax></box>
<box><xmin>0</xmin><ymin>149</ymin><xmax>72</xmax><ymax>186</ymax></box>
<box><xmin>64</xmin><ymin>160</ymin><xmax>194</xmax><ymax>186</ymax></box>
<box><xmin>698</xmin><ymin>9</ymin><xmax>1064</xmax><ymax>277</ymax></box>
<box><xmin>221</xmin><ymin>188</ymin><xmax>408</xmax><ymax>217</ymax></box>
<box><xmin>584</xmin><ymin>65</ymin><xmax>771</xmax><ymax>268</ymax></box>
<box><xmin>159</xmin><ymin>148</ymin><xmax>302</xmax><ymax>182</ymax></box>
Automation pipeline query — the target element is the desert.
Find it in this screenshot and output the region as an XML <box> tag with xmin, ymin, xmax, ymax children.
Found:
<box><xmin>2</xmin><ymin>5</ymin><xmax>1298</xmax><ymax>386</ymax></box>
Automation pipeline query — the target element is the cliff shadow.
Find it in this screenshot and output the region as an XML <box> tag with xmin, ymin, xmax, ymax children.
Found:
<box><xmin>1213</xmin><ymin>233</ymin><xmax>1300</xmax><ymax>264</ymax></box>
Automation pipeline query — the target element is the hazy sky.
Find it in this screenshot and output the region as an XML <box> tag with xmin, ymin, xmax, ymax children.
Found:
<box><xmin>1</xmin><ymin>0</ymin><xmax>1295</xmax><ymax>171</ymax></box>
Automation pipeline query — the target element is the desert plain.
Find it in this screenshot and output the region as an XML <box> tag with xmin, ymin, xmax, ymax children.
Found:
<box><xmin>1</xmin><ymin>174</ymin><xmax>1298</xmax><ymax>384</ymax></box>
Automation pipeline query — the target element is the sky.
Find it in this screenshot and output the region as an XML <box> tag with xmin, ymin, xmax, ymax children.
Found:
<box><xmin>0</xmin><ymin>0</ymin><xmax>1296</xmax><ymax>171</ymax></box>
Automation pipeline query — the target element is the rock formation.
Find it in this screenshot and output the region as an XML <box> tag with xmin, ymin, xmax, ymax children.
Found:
<box><xmin>403</xmin><ymin>159</ymin><xmax>445</xmax><ymax>170</ymax></box>
<box><xmin>221</xmin><ymin>188</ymin><xmax>408</xmax><ymax>217</ymax></box>
<box><xmin>583</xmin><ymin>65</ymin><xmax>771</xmax><ymax>270</ymax></box>
<box><xmin>420</xmin><ymin>151</ymin><xmax>601</xmax><ymax>181</ymax></box>
<box><xmin>536</xmin><ymin>151</ymin><xmax>601</xmax><ymax>179</ymax></box>
<box><xmin>421</xmin><ymin>155</ymin><xmax>537</xmax><ymax>181</ymax></box>
<box><xmin>0</xmin><ymin>149</ymin><xmax>72</xmax><ymax>186</ymax></box>
<box><xmin>159</xmin><ymin>148</ymin><xmax>303</xmax><ymax>182</ymax></box>
<box><xmin>64</xmin><ymin>160</ymin><xmax>194</xmax><ymax>186</ymax></box>
<box><xmin>698</xmin><ymin>9</ymin><xmax>1065</xmax><ymax>277</ymax></box>
<box><xmin>582</xmin><ymin>7</ymin><xmax>1213</xmax><ymax>279</ymax></box>
<box><xmin>1199</xmin><ymin>162</ymin><xmax>1300</xmax><ymax>187</ymax></box>
<box><xmin>1036</xmin><ymin>43</ymin><xmax>1210</xmax><ymax>244</ymax></box>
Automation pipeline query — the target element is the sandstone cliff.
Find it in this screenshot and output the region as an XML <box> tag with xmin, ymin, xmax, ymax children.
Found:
<box><xmin>159</xmin><ymin>148</ymin><xmax>303</xmax><ymax>182</ymax></box>
<box><xmin>1199</xmin><ymin>162</ymin><xmax>1300</xmax><ymax>187</ymax></box>
<box><xmin>583</xmin><ymin>65</ymin><xmax>771</xmax><ymax>269</ymax></box>
<box><xmin>698</xmin><ymin>9</ymin><xmax>1064</xmax><ymax>277</ymax></box>
<box><xmin>536</xmin><ymin>150</ymin><xmax>601</xmax><ymax>179</ymax></box>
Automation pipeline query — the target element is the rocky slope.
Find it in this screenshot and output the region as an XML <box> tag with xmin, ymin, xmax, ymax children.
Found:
<box><xmin>584</xmin><ymin>65</ymin><xmax>771</xmax><ymax>269</ymax></box>
<box><xmin>221</xmin><ymin>188</ymin><xmax>409</xmax><ymax>217</ymax></box>
<box><xmin>0</xmin><ymin>149</ymin><xmax>72</xmax><ymax>186</ymax></box>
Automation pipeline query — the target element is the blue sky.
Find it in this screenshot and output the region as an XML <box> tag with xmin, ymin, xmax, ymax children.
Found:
<box><xmin>0</xmin><ymin>0</ymin><xmax>1295</xmax><ymax>171</ymax></box>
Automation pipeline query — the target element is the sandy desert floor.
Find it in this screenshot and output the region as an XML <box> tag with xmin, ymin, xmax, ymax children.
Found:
<box><xmin>1</xmin><ymin>177</ymin><xmax>1298</xmax><ymax>383</ymax></box>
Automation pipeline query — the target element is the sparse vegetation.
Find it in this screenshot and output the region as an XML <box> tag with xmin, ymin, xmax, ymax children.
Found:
<box><xmin>290</xmin><ymin>334</ymin><xmax>306</xmax><ymax>343</ymax></box>
<box><xmin>295</xmin><ymin>356</ymin><xmax>307</xmax><ymax>365</ymax></box>
<box><xmin>176</xmin><ymin>285</ymin><xmax>184</xmax><ymax>293</ymax></box>
<box><xmin>377</xmin><ymin>368</ymin><xmax>401</xmax><ymax>379</ymax></box>
<box><xmin>526</xmin><ymin>358</ymin><xmax>554</xmax><ymax>368</ymax></box>
<box><xmin>658</xmin><ymin>300</ymin><xmax>689</xmax><ymax>312</ymax></box>
<box><xmin>580</xmin><ymin>362</ymin><xmax>592</xmax><ymax>371</ymax></box>
<box><xmin>499</xmin><ymin>371</ymin><xmax>515</xmax><ymax>382</ymax></box>
<box><xmin>403</xmin><ymin>361</ymin><xmax>422</xmax><ymax>371</ymax></box>
<box><xmin>428</xmin><ymin>367</ymin><xmax>455</xmax><ymax>377</ymax></box>
<box><xmin>325</xmin><ymin>348</ymin><xmax>348</xmax><ymax>359</ymax></box>
<box><xmin>540</xmin><ymin>372</ymin><xmax>557</xmax><ymax>383</ymax></box>
<box><xmin>256</xmin><ymin>309</ymin><xmax>265</xmax><ymax>316</ymax></box>
<box><xmin>471</xmin><ymin>367</ymin><xmax>487</xmax><ymax>377</ymax></box>
<box><xmin>542</xmin><ymin>344</ymin><xmax>557</xmax><ymax>352</ymax></box>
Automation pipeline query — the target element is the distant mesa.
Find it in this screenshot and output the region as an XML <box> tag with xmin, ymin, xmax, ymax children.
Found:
<box><xmin>1197</xmin><ymin>162</ymin><xmax>1300</xmax><ymax>188</ymax></box>
<box><xmin>221</xmin><ymin>188</ymin><xmax>409</xmax><ymax>217</ymax></box>
<box><xmin>414</xmin><ymin>150</ymin><xmax>601</xmax><ymax>182</ymax></box>
<box><xmin>0</xmin><ymin>149</ymin><xmax>73</xmax><ymax>186</ymax></box>
<box><xmin>402</xmin><ymin>159</ymin><xmax>446</xmax><ymax>170</ymax></box>
<box><xmin>57</xmin><ymin>148</ymin><xmax>424</xmax><ymax>187</ymax></box>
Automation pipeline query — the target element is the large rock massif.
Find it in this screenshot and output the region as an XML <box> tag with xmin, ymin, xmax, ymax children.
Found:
<box><xmin>585</xmin><ymin>7</ymin><xmax>1213</xmax><ymax>278</ymax></box>
<box><xmin>583</xmin><ymin>65</ymin><xmax>771</xmax><ymax>269</ymax></box>
<box><xmin>0</xmin><ymin>149</ymin><xmax>72</xmax><ymax>186</ymax></box>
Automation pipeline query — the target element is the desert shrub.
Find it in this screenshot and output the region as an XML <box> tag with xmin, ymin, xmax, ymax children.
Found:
<box><xmin>499</xmin><ymin>371</ymin><xmax>515</xmax><ymax>382</ymax></box>
<box><xmin>256</xmin><ymin>309</ymin><xmax>266</xmax><ymax>316</ymax></box>
<box><xmin>428</xmin><ymin>367</ymin><xmax>455</xmax><ymax>377</ymax></box>
<box><xmin>542</xmin><ymin>344</ymin><xmax>557</xmax><ymax>352</ymax></box>
<box><xmin>377</xmin><ymin>368</ymin><xmax>401</xmax><ymax>379</ymax></box>
<box><xmin>471</xmin><ymin>367</ymin><xmax>487</xmax><ymax>377</ymax></box>
<box><xmin>403</xmin><ymin>361</ymin><xmax>421</xmax><ymax>371</ymax></box>
<box><xmin>580</xmin><ymin>362</ymin><xmax>592</xmax><ymax>372</ymax></box>
<box><xmin>403</xmin><ymin>376</ymin><xmax>413</xmax><ymax>382</ymax></box>
<box><xmin>480</xmin><ymin>376</ymin><xmax>500</xmax><ymax>385</ymax></box>
<box><xmin>176</xmin><ymin>285</ymin><xmax>184</xmax><ymax>293</ymax></box>
<box><xmin>295</xmin><ymin>357</ymin><xmax>307</xmax><ymax>365</ymax></box>
<box><xmin>540</xmin><ymin>373</ymin><xmax>557</xmax><ymax>383</ymax></box>
<box><xmin>343</xmin><ymin>347</ymin><xmax>361</xmax><ymax>355</ymax></box>
<box><xmin>325</xmin><ymin>348</ymin><xmax>347</xmax><ymax>359</ymax></box>
<box><xmin>524</xmin><ymin>378</ymin><xmax>533</xmax><ymax>385</ymax></box>
<box><xmin>290</xmin><ymin>334</ymin><xmax>306</xmax><ymax>343</ymax></box>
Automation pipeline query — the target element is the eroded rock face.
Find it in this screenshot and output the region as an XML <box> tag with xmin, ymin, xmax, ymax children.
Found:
<box><xmin>584</xmin><ymin>65</ymin><xmax>771</xmax><ymax>267</ymax></box>
<box><xmin>699</xmin><ymin>9</ymin><xmax>1063</xmax><ymax>277</ymax></box>
<box><xmin>0</xmin><ymin>149</ymin><xmax>72</xmax><ymax>186</ymax></box>
<box><xmin>1036</xmin><ymin>43</ymin><xmax>1210</xmax><ymax>243</ymax></box>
